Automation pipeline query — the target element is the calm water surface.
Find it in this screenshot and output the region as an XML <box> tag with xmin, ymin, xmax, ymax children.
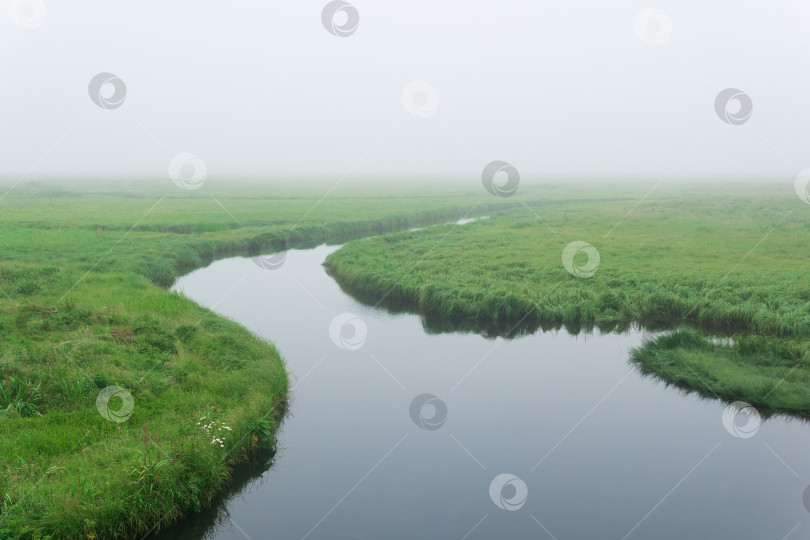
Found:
<box><xmin>163</xmin><ymin>231</ymin><xmax>810</xmax><ymax>539</ymax></box>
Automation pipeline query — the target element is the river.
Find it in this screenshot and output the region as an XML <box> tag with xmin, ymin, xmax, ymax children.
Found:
<box><xmin>161</xmin><ymin>220</ymin><xmax>810</xmax><ymax>539</ymax></box>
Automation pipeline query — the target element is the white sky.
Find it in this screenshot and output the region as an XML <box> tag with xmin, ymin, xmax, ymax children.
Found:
<box><xmin>1</xmin><ymin>1</ymin><xmax>808</xmax><ymax>183</ymax></box>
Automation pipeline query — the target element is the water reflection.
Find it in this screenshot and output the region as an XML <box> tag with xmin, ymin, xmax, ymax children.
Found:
<box><xmin>154</xmin><ymin>450</ymin><xmax>277</xmax><ymax>540</ymax></box>
<box><xmin>328</xmin><ymin>273</ymin><xmax>711</xmax><ymax>340</ymax></box>
<box><xmin>162</xmin><ymin>238</ymin><xmax>810</xmax><ymax>540</ymax></box>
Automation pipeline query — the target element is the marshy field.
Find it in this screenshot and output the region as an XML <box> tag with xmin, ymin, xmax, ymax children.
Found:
<box><xmin>0</xmin><ymin>180</ymin><xmax>808</xmax><ymax>538</ymax></box>
<box><xmin>326</xmin><ymin>183</ymin><xmax>810</xmax><ymax>414</ymax></box>
<box><xmin>4</xmin><ymin>1</ymin><xmax>810</xmax><ymax>538</ymax></box>
<box><xmin>0</xmin><ymin>181</ymin><xmax>515</xmax><ymax>536</ymax></box>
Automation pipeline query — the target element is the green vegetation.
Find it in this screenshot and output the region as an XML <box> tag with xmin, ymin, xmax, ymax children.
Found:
<box><xmin>0</xmin><ymin>180</ymin><xmax>536</xmax><ymax>539</ymax></box>
<box><xmin>632</xmin><ymin>330</ymin><xmax>810</xmax><ymax>418</ymax></box>
<box><xmin>0</xmin><ymin>377</ymin><xmax>43</xmax><ymax>418</ymax></box>
<box><xmin>2</xmin><ymin>179</ymin><xmax>808</xmax><ymax>537</ymax></box>
<box><xmin>325</xmin><ymin>183</ymin><xmax>810</xmax><ymax>413</ymax></box>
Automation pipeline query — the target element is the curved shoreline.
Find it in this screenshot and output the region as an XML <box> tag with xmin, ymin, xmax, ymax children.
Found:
<box><xmin>4</xmin><ymin>188</ymin><xmax>807</xmax><ymax>536</ymax></box>
<box><xmin>0</xmin><ymin>201</ymin><xmax>536</xmax><ymax>538</ymax></box>
<box><xmin>323</xmin><ymin>212</ymin><xmax>810</xmax><ymax>417</ymax></box>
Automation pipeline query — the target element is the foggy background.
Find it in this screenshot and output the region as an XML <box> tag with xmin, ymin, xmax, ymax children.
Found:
<box><xmin>1</xmin><ymin>1</ymin><xmax>807</xmax><ymax>183</ymax></box>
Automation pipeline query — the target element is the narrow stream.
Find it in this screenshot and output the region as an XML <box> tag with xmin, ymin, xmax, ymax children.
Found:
<box><xmin>163</xmin><ymin>221</ymin><xmax>810</xmax><ymax>539</ymax></box>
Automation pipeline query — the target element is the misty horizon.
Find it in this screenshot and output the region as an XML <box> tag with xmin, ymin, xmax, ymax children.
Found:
<box><xmin>2</xmin><ymin>1</ymin><xmax>808</xmax><ymax>185</ymax></box>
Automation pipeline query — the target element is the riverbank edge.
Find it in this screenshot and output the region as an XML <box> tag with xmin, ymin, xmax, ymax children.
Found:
<box><xmin>323</xmin><ymin>224</ymin><xmax>810</xmax><ymax>417</ymax></box>
<box><xmin>1</xmin><ymin>199</ymin><xmax>545</xmax><ymax>539</ymax></box>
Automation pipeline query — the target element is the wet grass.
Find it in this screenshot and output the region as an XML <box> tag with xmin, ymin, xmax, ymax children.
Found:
<box><xmin>631</xmin><ymin>330</ymin><xmax>810</xmax><ymax>418</ymax></box>
<box><xmin>325</xmin><ymin>183</ymin><xmax>810</xmax><ymax>414</ymax></box>
<box><xmin>3</xmin><ymin>179</ymin><xmax>808</xmax><ymax>536</ymax></box>
<box><xmin>0</xmin><ymin>272</ymin><xmax>287</xmax><ymax>538</ymax></box>
<box><xmin>0</xmin><ymin>271</ymin><xmax>289</xmax><ymax>539</ymax></box>
<box><xmin>0</xmin><ymin>180</ymin><xmax>540</xmax><ymax>539</ymax></box>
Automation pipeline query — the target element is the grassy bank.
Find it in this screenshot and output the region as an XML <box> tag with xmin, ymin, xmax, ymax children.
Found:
<box><xmin>3</xmin><ymin>180</ymin><xmax>808</xmax><ymax>536</ymax></box>
<box><xmin>325</xmin><ymin>183</ymin><xmax>810</xmax><ymax>413</ymax></box>
<box><xmin>631</xmin><ymin>330</ymin><xmax>810</xmax><ymax>418</ymax></box>
<box><xmin>0</xmin><ymin>279</ymin><xmax>288</xmax><ymax>538</ymax></box>
<box><xmin>0</xmin><ymin>181</ymin><xmax>538</xmax><ymax>539</ymax></box>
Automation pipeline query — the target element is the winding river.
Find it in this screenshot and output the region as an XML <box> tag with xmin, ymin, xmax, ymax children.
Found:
<box><xmin>160</xmin><ymin>220</ymin><xmax>810</xmax><ymax>539</ymax></box>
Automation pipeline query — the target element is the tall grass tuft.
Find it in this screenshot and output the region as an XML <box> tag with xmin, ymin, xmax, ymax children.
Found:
<box><xmin>0</xmin><ymin>376</ymin><xmax>43</xmax><ymax>417</ymax></box>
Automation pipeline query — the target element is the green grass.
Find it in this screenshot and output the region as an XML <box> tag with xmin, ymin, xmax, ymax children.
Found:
<box><xmin>631</xmin><ymin>330</ymin><xmax>810</xmax><ymax>417</ymax></box>
<box><xmin>0</xmin><ymin>180</ymin><xmax>543</xmax><ymax>539</ymax></box>
<box><xmin>0</xmin><ymin>377</ymin><xmax>43</xmax><ymax>418</ymax></box>
<box><xmin>2</xmin><ymin>179</ymin><xmax>808</xmax><ymax>537</ymax></box>
<box><xmin>325</xmin><ymin>183</ymin><xmax>810</xmax><ymax>413</ymax></box>
<box><xmin>0</xmin><ymin>275</ymin><xmax>289</xmax><ymax>539</ymax></box>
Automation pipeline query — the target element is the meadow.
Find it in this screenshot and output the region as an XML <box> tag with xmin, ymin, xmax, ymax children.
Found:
<box><xmin>325</xmin><ymin>182</ymin><xmax>810</xmax><ymax>416</ymax></box>
<box><xmin>1</xmin><ymin>179</ymin><xmax>807</xmax><ymax>538</ymax></box>
<box><xmin>0</xmin><ymin>180</ymin><xmax>537</xmax><ymax>539</ymax></box>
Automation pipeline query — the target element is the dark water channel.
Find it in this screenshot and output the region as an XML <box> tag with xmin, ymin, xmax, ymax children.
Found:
<box><xmin>161</xmin><ymin>221</ymin><xmax>810</xmax><ymax>540</ymax></box>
